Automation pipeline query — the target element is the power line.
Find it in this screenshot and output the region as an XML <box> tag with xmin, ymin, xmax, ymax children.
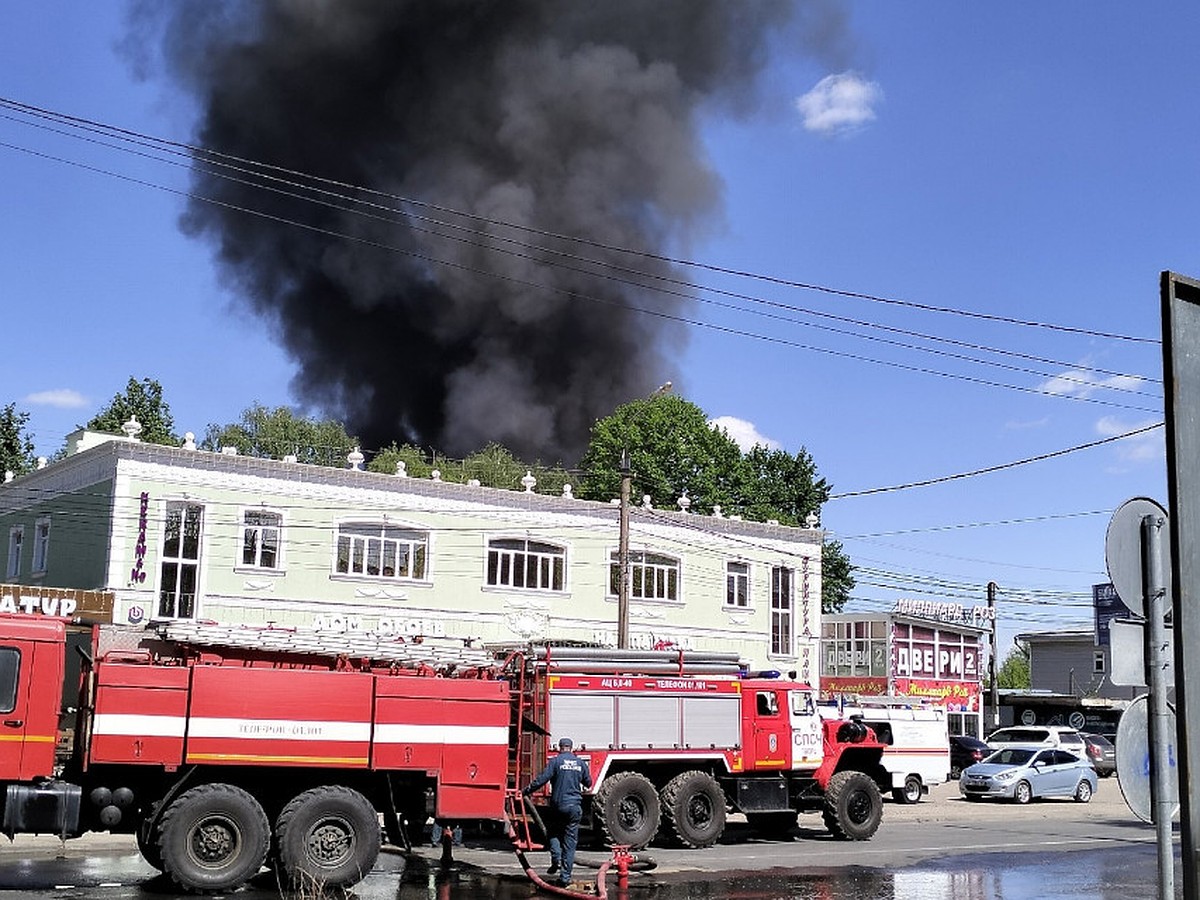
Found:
<box><xmin>830</xmin><ymin>422</ymin><xmax>1163</xmax><ymax>500</ymax></box>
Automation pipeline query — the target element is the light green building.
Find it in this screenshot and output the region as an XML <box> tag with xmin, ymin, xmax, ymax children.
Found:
<box><xmin>1</xmin><ymin>431</ymin><xmax>824</xmax><ymax>673</ymax></box>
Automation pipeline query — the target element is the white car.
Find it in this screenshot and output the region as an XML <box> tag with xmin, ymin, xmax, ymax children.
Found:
<box><xmin>985</xmin><ymin>725</ymin><xmax>1086</xmax><ymax>758</ymax></box>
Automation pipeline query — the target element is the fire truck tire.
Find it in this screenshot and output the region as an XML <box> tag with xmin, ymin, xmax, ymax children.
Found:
<box><xmin>892</xmin><ymin>775</ymin><xmax>923</xmax><ymax>804</ymax></box>
<box><xmin>660</xmin><ymin>771</ymin><xmax>726</xmax><ymax>848</ymax></box>
<box><xmin>274</xmin><ymin>786</ymin><xmax>381</xmax><ymax>889</ymax></box>
<box><xmin>594</xmin><ymin>772</ymin><xmax>661</xmax><ymax>850</ymax></box>
<box><xmin>744</xmin><ymin>811</ymin><xmax>797</xmax><ymax>837</ymax></box>
<box><xmin>157</xmin><ymin>783</ymin><xmax>270</xmax><ymax>893</ymax></box>
<box><xmin>821</xmin><ymin>771</ymin><xmax>883</xmax><ymax>841</ymax></box>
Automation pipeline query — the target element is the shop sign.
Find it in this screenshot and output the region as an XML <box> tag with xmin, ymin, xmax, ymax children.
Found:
<box><xmin>895</xmin><ymin>678</ymin><xmax>981</xmax><ymax>711</ymax></box>
<box><xmin>311</xmin><ymin>613</ymin><xmax>446</xmax><ymax>637</ymax></box>
<box><xmin>819</xmin><ymin>676</ymin><xmax>888</xmax><ymax>697</ymax></box>
<box><xmin>0</xmin><ymin>584</ymin><xmax>114</xmax><ymax>622</ymax></box>
<box><xmin>893</xmin><ymin>599</ymin><xmax>994</xmax><ymax>625</ymax></box>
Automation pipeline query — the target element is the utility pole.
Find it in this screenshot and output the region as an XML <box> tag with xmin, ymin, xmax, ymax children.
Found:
<box><xmin>617</xmin><ymin>448</ymin><xmax>632</xmax><ymax>649</ymax></box>
<box><xmin>988</xmin><ymin>581</ymin><xmax>999</xmax><ymax>731</ymax></box>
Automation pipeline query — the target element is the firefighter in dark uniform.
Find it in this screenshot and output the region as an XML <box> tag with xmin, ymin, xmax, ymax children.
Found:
<box><xmin>523</xmin><ymin>736</ymin><xmax>592</xmax><ymax>887</ymax></box>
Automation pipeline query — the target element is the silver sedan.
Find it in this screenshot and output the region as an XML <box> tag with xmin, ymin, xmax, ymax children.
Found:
<box><xmin>959</xmin><ymin>744</ymin><xmax>1098</xmax><ymax>804</ymax></box>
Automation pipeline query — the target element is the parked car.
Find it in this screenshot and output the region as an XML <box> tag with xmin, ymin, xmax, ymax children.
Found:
<box><xmin>1080</xmin><ymin>732</ymin><xmax>1117</xmax><ymax>777</ymax></box>
<box><xmin>950</xmin><ymin>734</ymin><xmax>992</xmax><ymax>778</ymax></box>
<box><xmin>985</xmin><ymin>725</ymin><xmax>1087</xmax><ymax>758</ymax></box>
<box><xmin>960</xmin><ymin>745</ymin><xmax>1098</xmax><ymax>804</ymax></box>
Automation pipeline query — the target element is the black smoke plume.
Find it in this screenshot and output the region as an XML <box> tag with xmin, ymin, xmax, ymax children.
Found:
<box><xmin>134</xmin><ymin>1</ymin><xmax>812</xmax><ymax>462</ymax></box>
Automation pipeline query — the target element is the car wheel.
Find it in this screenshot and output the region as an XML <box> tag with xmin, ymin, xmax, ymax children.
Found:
<box><xmin>892</xmin><ymin>775</ymin><xmax>922</xmax><ymax>805</ymax></box>
<box><xmin>1074</xmin><ymin>780</ymin><xmax>1093</xmax><ymax>803</ymax></box>
<box><xmin>1013</xmin><ymin>781</ymin><xmax>1033</xmax><ymax>805</ymax></box>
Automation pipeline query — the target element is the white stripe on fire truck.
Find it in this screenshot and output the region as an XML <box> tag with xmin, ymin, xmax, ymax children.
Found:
<box><xmin>187</xmin><ymin>718</ymin><xmax>372</xmax><ymax>742</ymax></box>
<box><xmin>92</xmin><ymin>713</ymin><xmax>186</xmax><ymax>737</ymax></box>
<box><xmin>373</xmin><ymin>723</ymin><xmax>508</xmax><ymax>745</ymax></box>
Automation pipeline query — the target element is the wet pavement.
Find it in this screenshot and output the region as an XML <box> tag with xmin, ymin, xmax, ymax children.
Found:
<box><xmin>0</xmin><ymin>778</ymin><xmax>1180</xmax><ymax>899</ymax></box>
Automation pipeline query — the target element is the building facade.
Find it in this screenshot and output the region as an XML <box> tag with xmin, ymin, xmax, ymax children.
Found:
<box><xmin>0</xmin><ymin>433</ymin><xmax>824</xmax><ymax>673</ymax></box>
<box><xmin>819</xmin><ymin>602</ymin><xmax>991</xmax><ymax>738</ymax></box>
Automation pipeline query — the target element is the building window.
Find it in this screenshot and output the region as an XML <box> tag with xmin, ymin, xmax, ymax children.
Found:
<box><xmin>159</xmin><ymin>502</ymin><xmax>203</xmax><ymax>619</ymax></box>
<box><xmin>1094</xmin><ymin>650</ymin><xmax>1106</xmax><ymax>674</ymax></box>
<box><xmin>335</xmin><ymin>522</ymin><xmax>428</xmax><ymax>580</ymax></box>
<box><xmin>608</xmin><ymin>551</ymin><xmax>679</xmax><ymax>601</ymax></box>
<box><xmin>771</xmin><ymin>566</ymin><xmax>794</xmax><ymax>656</ymax></box>
<box><xmin>240</xmin><ymin>510</ymin><xmax>281</xmax><ymax>570</ymax></box>
<box><xmin>6</xmin><ymin>526</ymin><xmax>23</xmax><ymax>579</ymax></box>
<box><xmin>726</xmin><ymin>561</ymin><xmax>750</xmax><ymax>607</ymax></box>
<box><xmin>489</xmin><ymin>539</ymin><xmax>565</xmax><ymax>592</ymax></box>
<box><xmin>31</xmin><ymin>519</ymin><xmax>50</xmax><ymax>574</ymax></box>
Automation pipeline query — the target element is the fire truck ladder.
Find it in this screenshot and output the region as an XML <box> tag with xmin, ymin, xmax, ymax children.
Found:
<box><xmin>152</xmin><ymin>621</ymin><xmax>496</xmax><ymax>671</ymax></box>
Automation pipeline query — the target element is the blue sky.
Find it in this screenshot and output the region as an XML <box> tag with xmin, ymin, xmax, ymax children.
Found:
<box><xmin>1</xmin><ymin>4</ymin><xmax>1189</xmax><ymax>653</ymax></box>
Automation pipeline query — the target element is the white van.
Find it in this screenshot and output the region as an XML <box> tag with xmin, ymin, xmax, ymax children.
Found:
<box><xmin>822</xmin><ymin>703</ymin><xmax>951</xmax><ymax>803</ymax></box>
<box><xmin>985</xmin><ymin>725</ymin><xmax>1087</xmax><ymax>758</ymax></box>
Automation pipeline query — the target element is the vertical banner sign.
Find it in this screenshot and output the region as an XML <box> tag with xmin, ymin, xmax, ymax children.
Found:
<box><xmin>1161</xmin><ymin>271</ymin><xmax>1200</xmax><ymax>900</ymax></box>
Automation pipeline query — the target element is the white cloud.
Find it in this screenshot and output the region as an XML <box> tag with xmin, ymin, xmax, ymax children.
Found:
<box><xmin>709</xmin><ymin>416</ymin><xmax>782</xmax><ymax>452</ymax></box>
<box><xmin>795</xmin><ymin>72</ymin><xmax>882</xmax><ymax>136</ymax></box>
<box><xmin>1096</xmin><ymin>416</ymin><xmax>1164</xmax><ymax>464</ymax></box>
<box><xmin>1004</xmin><ymin>416</ymin><xmax>1051</xmax><ymax>431</ymax></box>
<box><xmin>23</xmin><ymin>389</ymin><xmax>87</xmax><ymax>409</ymax></box>
<box><xmin>1038</xmin><ymin>369</ymin><xmax>1144</xmax><ymax>399</ymax></box>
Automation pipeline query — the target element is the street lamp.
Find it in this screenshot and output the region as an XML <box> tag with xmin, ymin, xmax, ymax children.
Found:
<box><xmin>617</xmin><ymin>381</ymin><xmax>672</xmax><ymax>650</ymax></box>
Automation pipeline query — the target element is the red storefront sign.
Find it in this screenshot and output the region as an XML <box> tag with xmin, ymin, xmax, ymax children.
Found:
<box><xmin>895</xmin><ymin>678</ymin><xmax>981</xmax><ymax>711</ymax></box>
<box><xmin>819</xmin><ymin>676</ymin><xmax>888</xmax><ymax>698</ymax></box>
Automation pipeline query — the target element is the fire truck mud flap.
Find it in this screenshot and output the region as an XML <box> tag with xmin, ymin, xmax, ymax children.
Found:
<box><xmin>821</xmin><ymin>771</ymin><xmax>883</xmax><ymax>841</ymax></box>
<box><xmin>274</xmin><ymin>785</ymin><xmax>381</xmax><ymax>890</ymax></box>
<box><xmin>157</xmin><ymin>783</ymin><xmax>271</xmax><ymax>893</ymax></box>
<box><xmin>592</xmin><ymin>772</ymin><xmax>660</xmax><ymax>850</ymax></box>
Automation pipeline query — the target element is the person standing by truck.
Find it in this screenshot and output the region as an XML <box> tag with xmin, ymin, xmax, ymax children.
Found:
<box><xmin>523</xmin><ymin>737</ymin><xmax>592</xmax><ymax>887</ymax></box>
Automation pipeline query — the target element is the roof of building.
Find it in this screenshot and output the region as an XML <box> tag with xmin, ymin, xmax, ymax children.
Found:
<box><xmin>1</xmin><ymin>433</ymin><xmax>820</xmax><ymax>547</ymax></box>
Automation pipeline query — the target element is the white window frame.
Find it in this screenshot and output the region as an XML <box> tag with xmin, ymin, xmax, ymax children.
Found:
<box><xmin>31</xmin><ymin>517</ymin><xmax>51</xmax><ymax>575</ymax></box>
<box><xmin>1093</xmin><ymin>650</ymin><xmax>1106</xmax><ymax>674</ymax></box>
<box><xmin>238</xmin><ymin>508</ymin><xmax>283</xmax><ymax>572</ymax></box>
<box><xmin>5</xmin><ymin>526</ymin><xmax>22</xmax><ymax>579</ymax></box>
<box><xmin>725</xmin><ymin>560</ymin><xmax>750</xmax><ymax>608</ymax></box>
<box><xmin>334</xmin><ymin>521</ymin><xmax>429</xmax><ymax>581</ymax></box>
<box><xmin>158</xmin><ymin>501</ymin><xmax>204</xmax><ymax>620</ymax></box>
<box><xmin>771</xmin><ymin>565</ymin><xmax>794</xmax><ymax>657</ymax></box>
<box><xmin>607</xmin><ymin>550</ymin><xmax>681</xmax><ymax>602</ymax></box>
<box><xmin>487</xmin><ymin>538</ymin><xmax>566</xmax><ymax>593</ymax></box>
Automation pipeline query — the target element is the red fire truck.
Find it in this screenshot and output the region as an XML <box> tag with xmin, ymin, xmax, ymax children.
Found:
<box><xmin>0</xmin><ymin>616</ymin><xmax>887</xmax><ymax>894</ymax></box>
<box><xmin>0</xmin><ymin>615</ymin><xmax>509</xmax><ymax>893</ymax></box>
<box><xmin>508</xmin><ymin>646</ymin><xmax>888</xmax><ymax>850</ymax></box>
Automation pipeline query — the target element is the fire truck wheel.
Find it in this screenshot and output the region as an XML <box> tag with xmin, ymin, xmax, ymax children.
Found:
<box><xmin>821</xmin><ymin>771</ymin><xmax>883</xmax><ymax>841</ymax></box>
<box><xmin>274</xmin><ymin>786</ymin><xmax>381</xmax><ymax>889</ymax></box>
<box><xmin>157</xmin><ymin>783</ymin><xmax>270</xmax><ymax>893</ymax></box>
<box><xmin>745</xmin><ymin>811</ymin><xmax>798</xmax><ymax>837</ymax></box>
<box><xmin>594</xmin><ymin>772</ymin><xmax>661</xmax><ymax>850</ymax></box>
<box><xmin>660</xmin><ymin>771</ymin><xmax>726</xmax><ymax>848</ymax></box>
<box><xmin>892</xmin><ymin>775</ymin><xmax>923</xmax><ymax>804</ymax></box>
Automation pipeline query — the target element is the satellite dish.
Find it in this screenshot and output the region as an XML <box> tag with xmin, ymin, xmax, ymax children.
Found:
<box><xmin>1116</xmin><ymin>694</ymin><xmax>1178</xmax><ymax>824</ymax></box>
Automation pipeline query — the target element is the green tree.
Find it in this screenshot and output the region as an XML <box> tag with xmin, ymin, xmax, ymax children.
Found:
<box><xmin>86</xmin><ymin>377</ymin><xmax>178</xmax><ymax>446</ymax></box>
<box><xmin>201</xmin><ymin>404</ymin><xmax>358</xmax><ymax>467</ymax></box>
<box><xmin>578</xmin><ymin>394</ymin><xmax>852</xmax><ymax>612</ymax></box>
<box><xmin>0</xmin><ymin>404</ymin><xmax>37</xmax><ymax>476</ymax></box>
<box><xmin>367</xmin><ymin>442</ymin><xmax>435</xmax><ymax>478</ymax></box>
<box><xmin>820</xmin><ymin>540</ymin><xmax>854</xmax><ymax>614</ymax></box>
<box><xmin>994</xmin><ymin>643</ymin><xmax>1031</xmax><ymax>689</ymax></box>
<box><xmin>578</xmin><ymin>394</ymin><xmax>743</xmax><ymax>510</ymax></box>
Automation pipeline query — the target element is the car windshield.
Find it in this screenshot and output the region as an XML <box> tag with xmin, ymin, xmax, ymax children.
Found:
<box><xmin>985</xmin><ymin>748</ymin><xmax>1036</xmax><ymax>766</ymax></box>
<box><xmin>989</xmin><ymin>728</ymin><xmax>1048</xmax><ymax>743</ymax></box>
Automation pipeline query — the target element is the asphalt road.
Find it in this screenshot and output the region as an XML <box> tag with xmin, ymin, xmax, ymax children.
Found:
<box><xmin>0</xmin><ymin>777</ymin><xmax>1176</xmax><ymax>899</ymax></box>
